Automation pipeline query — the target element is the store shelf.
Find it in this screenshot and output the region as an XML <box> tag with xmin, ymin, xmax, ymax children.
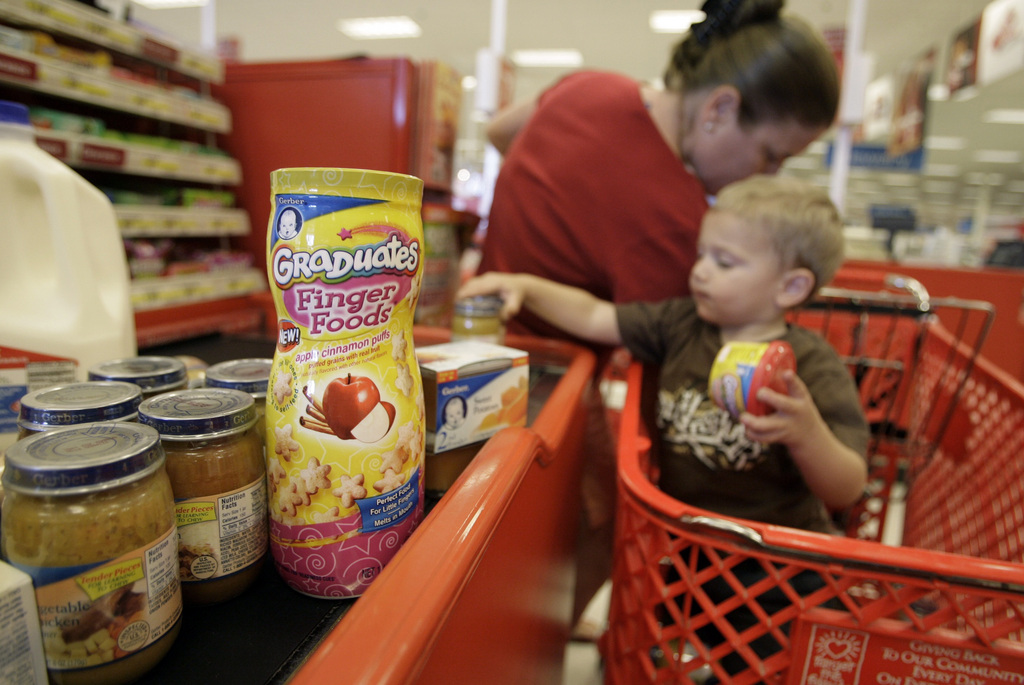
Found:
<box><xmin>34</xmin><ymin>128</ymin><xmax>241</xmax><ymax>183</ymax></box>
<box><xmin>0</xmin><ymin>0</ymin><xmax>223</xmax><ymax>82</ymax></box>
<box><xmin>0</xmin><ymin>0</ymin><xmax>252</xmax><ymax>352</ymax></box>
<box><xmin>134</xmin><ymin>295</ymin><xmax>266</xmax><ymax>349</ymax></box>
<box><xmin>131</xmin><ymin>267</ymin><xmax>265</xmax><ymax>311</ymax></box>
<box><xmin>117</xmin><ymin>205</ymin><xmax>250</xmax><ymax>238</ymax></box>
<box><xmin>0</xmin><ymin>45</ymin><xmax>230</xmax><ymax>131</ymax></box>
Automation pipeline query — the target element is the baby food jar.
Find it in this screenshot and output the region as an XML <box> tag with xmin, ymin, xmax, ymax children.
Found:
<box><xmin>138</xmin><ymin>388</ymin><xmax>267</xmax><ymax>605</ymax></box>
<box><xmin>88</xmin><ymin>356</ymin><xmax>188</xmax><ymax>398</ymax></box>
<box><xmin>451</xmin><ymin>295</ymin><xmax>505</xmax><ymax>344</ymax></box>
<box><xmin>1</xmin><ymin>423</ymin><xmax>182</xmax><ymax>685</ymax></box>
<box><xmin>204</xmin><ymin>358</ymin><xmax>272</xmax><ymax>429</ymax></box>
<box><xmin>17</xmin><ymin>381</ymin><xmax>143</xmax><ymax>439</ymax></box>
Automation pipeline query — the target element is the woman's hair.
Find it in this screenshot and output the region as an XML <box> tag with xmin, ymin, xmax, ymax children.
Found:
<box><xmin>713</xmin><ymin>175</ymin><xmax>844</xmax><ymax>294</ymax></box>
<box><xmin>664</xmin><ymin>0</ymin><xmax>839</xmax><ymax>130</ymax></box>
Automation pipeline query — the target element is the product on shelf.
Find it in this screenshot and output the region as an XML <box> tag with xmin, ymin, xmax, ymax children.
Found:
<box><xmin>265</xmin><ymin>168</ymin><xmax>426</xmax><ymax>598</ymax></box>
<box><xmin>418</xmin><ymin>340</ymin><xmax>529</xmax><ymax>454</ymax></box>
<box><xmin>17</xmin><ymin>380</ymin><xmax>143</xmax><ymax>439</ymax></box>
<box><xmin>0</xmin><ymin>100</ymin><xmax>135</xmax><ymax>453</ymax></box>
<box><xmin>29</xmin><ymin>105</ymin><xmax>105</xmax><ymax>135</ymax></box>
<box><xmin>28</xmin><ymin>30</ymin><xmax>111</xmax><ymax>72</ymax></box>
<box><xmin>88</xmin><ymin>356</ymin><xmax>188</xmax><ymax>397</ymax></box>
<box><xmin>139</xmin><ymin>388</ymin><xmax>268</xmax><ymax>605</ymax></box>
<box><xmin>2</xmin><ymin>423</ymin><xmax>183</xmax><ymax>684</ymax></box>
<box><xmin>0</xmin><ymin>0</ymin><xmax>262</xmax><ymax>348</ymax></box>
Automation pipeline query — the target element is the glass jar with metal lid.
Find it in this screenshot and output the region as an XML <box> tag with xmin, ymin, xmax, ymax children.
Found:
<box><xmin>17</xmin><ymin>381</ymin><xmax>143</xmax><ymax>439</ymax></box>
<box><xmin>88</xmin><ymin>356</ymin><xmax>188</xmax><ymax>398</ymax></box>
<box><xmin>138</xmin><ymin>388</ymin><xmax>267</xmax><ymax>605</ymax></box>
<box><xmin>204</xmin><ymin>357</ymin><xmax>272</xmax><ymax>422</ymax></box>
<box><xmin>451</xmin><ymin>294</ymin><xmax>505</xmax><ymax>344</ymax></box>
<box><xmin>1</xmin><ymin>423</ymin><xmax>182</xmax><ymax>685</ymax></box>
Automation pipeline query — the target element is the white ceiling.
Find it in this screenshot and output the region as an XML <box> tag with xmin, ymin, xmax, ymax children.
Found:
<box><xmin>132</xmin><ymin>0</ymin><xmax>1024</xmax><ymax>229</ymax></box>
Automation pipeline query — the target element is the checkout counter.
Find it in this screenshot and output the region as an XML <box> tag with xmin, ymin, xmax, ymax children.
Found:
<box><xmin>135</xmin><ymin>326</ymin><xmax>597</xmax><ymax>685</ymax></box>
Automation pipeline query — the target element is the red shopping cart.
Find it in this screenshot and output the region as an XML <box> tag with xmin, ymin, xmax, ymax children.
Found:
<box><xmin>601</xmin><ymin>273</ymin><xmax>1024</xmax><ymax>684</ymax></box>
<box><xmin>789</xmin><ymin>268</ymin><xmax>994</xmax><ymax>542</ymax></box>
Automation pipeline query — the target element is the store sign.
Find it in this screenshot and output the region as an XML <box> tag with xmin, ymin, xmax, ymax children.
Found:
<box><xmin>0</xmin><ymin>53</ymin><xmax>37</xmax><ymax>82</ymax></box>
<box><xmin>34</xmin><ymin>136</ymin><xmax>69</xmax><ymax>162</ymax></box>
<box><xmin>80</xmin><ymin>143</ymin><xmax>126</xmax><ymax>168</ymax></box>
<box><xmin>825</xmin><ymin>143</ymin><xmax>925</xmax><ymax>172</ymax></box>
<box><xmin>978</xmin><ymin>0</ymin><xmax>1024</xmax><ymax>86</ymax></box>
<box><xmin>787</xmin><ymin>609</ymin><xmax>1024</xmax><ymax>685</ymax></box>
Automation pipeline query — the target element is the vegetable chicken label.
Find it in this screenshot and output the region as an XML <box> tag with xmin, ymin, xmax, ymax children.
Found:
<box><xmin>265</xmin><ymin>168</ymin><xmax>426</xmax><ymax>598</ymax></box>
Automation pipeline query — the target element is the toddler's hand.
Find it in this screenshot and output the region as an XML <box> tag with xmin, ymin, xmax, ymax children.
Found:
<box><xmin>455</xmin><ymin>272</ymin><xmax>524</xmax><ymax>321</ymax></box>
<box><xmin>740</xmin><ymin>370</ymin><xmax>827</xmax><ymax>449</ymax></box>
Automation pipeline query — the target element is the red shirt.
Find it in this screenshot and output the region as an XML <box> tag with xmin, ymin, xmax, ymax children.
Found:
<box><xmin>479</xmin><ymin>71</ymin><xmax>708</xmax><ymax>340</ymax></box>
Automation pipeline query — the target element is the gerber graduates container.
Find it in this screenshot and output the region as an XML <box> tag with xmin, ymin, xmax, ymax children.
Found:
<box><xmin>709</xmin><ymin>341</ymin><xmax>796</xmax><ymax>419</ymax></box>
<box><xmin>265</xmin><ymin>168</ymin><xmax>426</xmax><ymax>597</ymax></box>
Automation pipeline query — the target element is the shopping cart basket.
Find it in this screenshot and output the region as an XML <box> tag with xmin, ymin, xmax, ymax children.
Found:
<box><xmin>601</xmin><ymin>276</ymin><xmax>1024</xmax><ymax>685</ymax></box>
<box><xmin>788</xmin><ymin>269</ymin><xmax>995</xmax><ymax>542</ymax></box>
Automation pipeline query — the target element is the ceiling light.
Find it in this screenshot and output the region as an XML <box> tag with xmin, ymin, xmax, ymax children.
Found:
<box><xmin>982</xmin><ymin>109</ymin><xmax>1024</xmax><ymax>124</ymax></box>
<box><xmin>925</xmin><ymin>136</ymin><xmax>966</xmax><ymax>150</ymax></box>
<box><xmin>950</xmin><ymin>86</ymin><xmax>978</xmax><ymax>102</ymax></box>
<box><xmin>782</xmin><ymin>157</ymin><xmax>819</xmax><ymax>170</ymax></box>
<box><xmin>649</xmin><ymin>10</ymin><xmax>706</xmax><ymax>33</ymax></box>
<box><xmin>927</xmin><ymin>84</ymin><xmax>949</xmax><ymax>101</ymax></box>
<box><xmin>462</xmin><ymin>75</ymin><xmax>477</xmax><ymax>90</ymax></box>
<box><xmin>338</xmin><ymin>16</ymin><xmax>421</xmax><ymax>40</ymax></box>
<box><xmin>965</xmin><ymin>172</ymin><xmax>1005</xmax><ymax>185</ymax></box>
<box><xmin>922</xmin><ymin>180</ymin><xmax>957</xmax><ymax>193</ymax></box>
<box><xmin>805</xmin><ymin>141</ymin><xmax>828</xmax><ymax>155</ymax></box>
<box><xmin>883</xmin><ymin>173</ymin><xmax>918</xmax><ymax>186</ymax></box>
<box><xmin>133</xmin><ymin>0</ymin><xmax>207</xmax><ymax>7</ymax></box>
<box><xmin>973</xmin><ymin>150</ymin><xmax>1022</xmax><ymax>164</ymax></box>
<box><xmin>511</xmin><ymin>50</ymin><xmax>583</xmax><ymax>68</ymax></box>
<box><xmin>923</xmin><ymin>164</ymin><xmax>960</xmax><ymax>177</ymax></box>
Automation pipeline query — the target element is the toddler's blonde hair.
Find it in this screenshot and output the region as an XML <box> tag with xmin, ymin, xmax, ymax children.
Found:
<box><xmin>713</xmin><ymin>175</ymin><xmax>844</xmax><ymax>295</ymax></box>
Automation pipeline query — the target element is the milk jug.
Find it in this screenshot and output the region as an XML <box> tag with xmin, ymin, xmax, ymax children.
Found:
<box><xmin>0</xmin><ymin>101</ymin><xmax>136</xmax><ymax>455</ymax></box>
<box><xmin>265</xmin><ymin>168</ymin><xmax>426</xmax><ymax>597</ymax></box>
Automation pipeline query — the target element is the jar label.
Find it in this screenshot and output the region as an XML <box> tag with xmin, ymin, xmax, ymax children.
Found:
<box><xmin>266</xmin><ymin>169</ymin><xmax>426</xmax><ymax>598</ymax></box>
<box><xmin>11</xmin><ymin>526</ymin><xmax>182</xmax><ymax>672</ymax></box>
<box><xmin>175</xmin><ymin>476</ymin><xmax>269</xmax><ymax>582</ymax></box>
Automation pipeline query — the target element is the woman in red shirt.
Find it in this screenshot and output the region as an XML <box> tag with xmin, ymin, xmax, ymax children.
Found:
<box><xmin>477</xmin><ymin>0</ymin><xmax>841</xmax><ymax>629</ymax></box>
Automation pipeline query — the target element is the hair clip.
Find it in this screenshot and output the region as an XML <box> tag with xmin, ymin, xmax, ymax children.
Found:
<box><xmin>691</xmin><ymin>0</ymin><xmax>745</xmax><ymax>46</ymax></box>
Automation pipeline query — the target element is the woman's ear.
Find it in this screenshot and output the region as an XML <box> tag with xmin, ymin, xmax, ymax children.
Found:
<box><xmin>776</xmin><ymin>267</ymin><xmax>816</xmax><ymax>309</ymax></box>
<box><xmin>700</xmin><ymin>85</ymin><xmax>741</xmax><ymax>132</ymax></box>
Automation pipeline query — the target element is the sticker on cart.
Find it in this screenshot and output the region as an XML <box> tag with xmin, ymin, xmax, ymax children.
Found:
<box><xmin>788</xmin><ymin>608</ymin><xmax>1024</xmax><ymax>685</ymax></box>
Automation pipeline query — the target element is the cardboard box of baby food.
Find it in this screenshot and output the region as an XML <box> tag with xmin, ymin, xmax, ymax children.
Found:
<box><xmin>0</xmin><ymin>561</ymin><xmax>47</xmax><ymax>685</ymax></box>
<box><xmin>417</xmin><ymin>340</ymin><xmax>529</xmax><ymax>453</ymax></box>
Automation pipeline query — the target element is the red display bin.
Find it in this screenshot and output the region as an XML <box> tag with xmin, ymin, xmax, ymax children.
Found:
<box><xmin>289</xmin><ymin>328</ymin><xmax>596</xmax><ymax>685</ymax></box>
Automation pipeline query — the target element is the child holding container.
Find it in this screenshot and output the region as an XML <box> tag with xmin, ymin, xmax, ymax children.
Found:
<box><xmin>457</xmin><ymin>174</ymin><xmax>869</xmax><ymax>678</ymax></box>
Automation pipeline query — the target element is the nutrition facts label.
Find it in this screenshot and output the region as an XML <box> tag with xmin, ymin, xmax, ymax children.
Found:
<box><xmin>176</xmin><ymin>478</ymin><xmax>268</xmax><ymax>580</ymax></box>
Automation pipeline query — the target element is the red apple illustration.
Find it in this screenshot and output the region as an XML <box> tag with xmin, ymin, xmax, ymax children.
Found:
<box><xmin>316</xmin><ymin>373</ymin><xmax>395</xmax><ymax>442</ymax></box>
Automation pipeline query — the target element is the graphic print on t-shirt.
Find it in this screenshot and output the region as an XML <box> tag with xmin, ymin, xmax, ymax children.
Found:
<box><xmin>656</xmin><ymin>385</ymin><xmax>766</xmax><ymax>471</ymax></box>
